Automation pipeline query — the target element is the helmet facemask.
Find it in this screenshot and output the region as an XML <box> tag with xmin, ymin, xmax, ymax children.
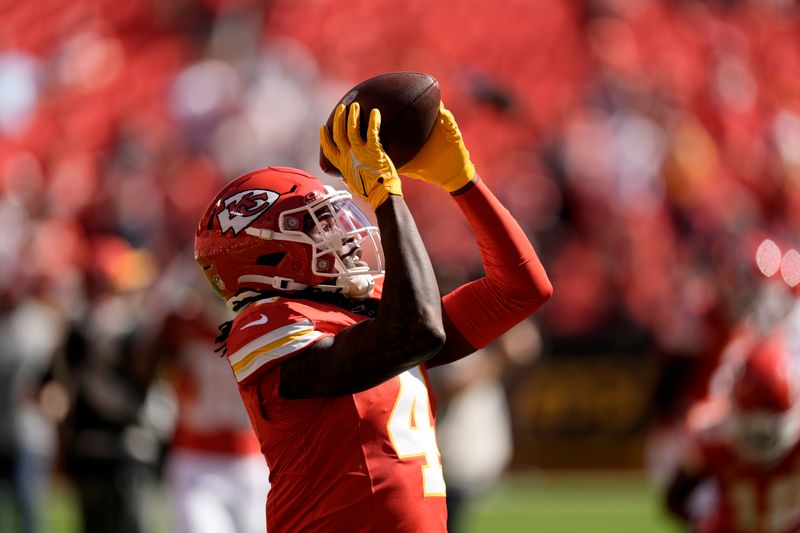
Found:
<box><xmin>245</xmin><ymin>186</ymin><xmax>382</xmax><ymax>299</ymax></box>
<box><xmin>729</xmin><ymin>405</ymin><xmax>800</xmax><ymax>464</ymax></box>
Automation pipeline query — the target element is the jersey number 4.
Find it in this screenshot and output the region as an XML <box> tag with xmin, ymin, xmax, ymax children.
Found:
<box><xmin>387</xmin><ymin>367</ymin><xmax>447</xmax><ymax>497</ymax></box>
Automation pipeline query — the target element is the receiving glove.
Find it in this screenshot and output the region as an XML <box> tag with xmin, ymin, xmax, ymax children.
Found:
<box><xmin>320</xmin><ymin>103</ymin><xmax>402</xmax><ymax>211</ymax></box>
<box><xmin>398</xmin><ymin>102</ymin><xmax>476</xmax><ymax>193</ymax></box>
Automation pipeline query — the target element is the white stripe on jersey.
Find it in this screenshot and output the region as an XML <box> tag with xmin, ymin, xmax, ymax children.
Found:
<box><xmin>229</xmin><ymin>320</ymin><xmax>315</xmax><ymax>365</ymax></box>
<box><xmin>228</xmin><ymin>320</ymin><xmax>326</xmax><ymax>382</ymax></box>
<box><xmin>233</xmin><ymin>330</ymin><xmax>326</xmax><ymax>382</ymax></box>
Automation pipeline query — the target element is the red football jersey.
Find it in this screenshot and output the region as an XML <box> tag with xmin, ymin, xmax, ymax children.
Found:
<box><xmin>224</xmin><ymin>286</ymin><xmax>448</xmax><ymax>532</ymax></box>
<box><xmin>161</xmin><ymin>314</ymin><xmax>261</xmax><ymax>455</ymax></box>
<box><xmin>688</xmin><ymin>400</ymin><xmax>800</xmax><ymax>533</ymax></box>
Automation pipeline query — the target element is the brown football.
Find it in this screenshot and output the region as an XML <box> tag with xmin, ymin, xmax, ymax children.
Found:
<box><xmin>319</xmin><ymin>71</ymin><xmax>441</xmax><ymax>176</ymax></box>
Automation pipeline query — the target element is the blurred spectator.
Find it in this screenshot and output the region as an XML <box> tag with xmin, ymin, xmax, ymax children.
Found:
<box><xmin>0</xmin><ymin>290</ymin><xmax>64</xmax><ymax>533</ymax></box>
<box><xmin>42</xmin><ymin>277</ymin><xmax>163</xmax><ymax>533</ymax></box>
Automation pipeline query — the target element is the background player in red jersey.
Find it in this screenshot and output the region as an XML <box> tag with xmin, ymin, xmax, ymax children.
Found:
<box><xmin>150</xmin><ymin>283</ymin><xmax>269</xmax><ymax>533</ymax></box>
<box><xmin>194</xmin><ymin>101</ymin><xmax>552</xmax><ymax>532</ymax></box>
<box><xmin>665</xmin><ymin>333</ymin><xmax>800</xmax><ymax>533</ymax></box>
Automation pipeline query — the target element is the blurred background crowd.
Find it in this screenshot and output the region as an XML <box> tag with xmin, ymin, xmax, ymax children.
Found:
<box><xmin>3</xmin><ymin>0</ymin><xmax>800</xmax><ymax>531</ymax></box>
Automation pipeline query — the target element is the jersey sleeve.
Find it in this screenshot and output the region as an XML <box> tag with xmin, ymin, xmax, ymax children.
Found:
<box><xmin>443</xmin><ymin>178</ymin><xmax>552</xmax><ymax>349</ymax></box>
<box><xmin>226</xmin><ymin>298</ymin><xmax>332</xmax><ymax>384</ymax></box>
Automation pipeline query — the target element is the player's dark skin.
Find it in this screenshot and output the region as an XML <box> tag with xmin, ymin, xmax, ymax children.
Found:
<box><xmin>278</xmin><ymin>188</ymin><xmax>476</xmax><ymax>399</ymax></box>
<box><xmin>665</xmin><ymin>467</ymin><xmax>705</xmax><ymax>521</ymax></box>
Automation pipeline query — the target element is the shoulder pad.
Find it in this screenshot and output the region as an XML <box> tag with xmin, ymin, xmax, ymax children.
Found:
<box><xmin>226</xmin><ymin>298</ymin><xmax>329</xmax><ymax>383</ymax></box>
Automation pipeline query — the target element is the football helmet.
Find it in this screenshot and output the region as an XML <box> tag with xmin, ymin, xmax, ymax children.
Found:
<box><xmin>729</xmin><ymin>333</ymin><xmax>800</xmax><ymax>464</ymax></box>
<box><xmin>195</xmin><ymin>166</ymin><xmax>383</xmax><ymax>308</ymax></box>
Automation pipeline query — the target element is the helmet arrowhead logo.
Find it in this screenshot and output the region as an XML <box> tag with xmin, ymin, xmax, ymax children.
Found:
<box><xmin>217</xmin><ymin>189</ymin><xmax>280</xmax><ymax>235</ymax></box>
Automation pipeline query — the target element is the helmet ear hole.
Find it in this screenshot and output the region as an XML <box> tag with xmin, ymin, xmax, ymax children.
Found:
<box><xmin>316</xmin><ymin>255</ymin><xmax>334</xmax><ymax>273</ymax></box>
<box><xmin>256</xmin><ymin>252</ymin><xmax>286</xmax><ymax>267</ymax></box>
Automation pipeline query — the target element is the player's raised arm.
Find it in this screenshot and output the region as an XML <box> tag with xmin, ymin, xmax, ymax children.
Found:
<box><xmin>399</xmin><ymin>103</ymin><xmax>553</xmax><ymax>366</ymax></box>
<box><xmin>276</xmin><ymin>103</ymin><xmax>445</xmax><ymax>398</ymax></box>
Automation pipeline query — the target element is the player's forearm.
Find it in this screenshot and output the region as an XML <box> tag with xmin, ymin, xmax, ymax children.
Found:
<box><xmin>279</xmin><ymin>196</ymin><xmax>445</xmax><ymax>398</ymax></box>
<box><xmin>443</xmin><ymin>175</ymin><xmax>552</xmax><ymax>349</ymax></box>
<box><xmin>374</xmin><ymin>195</ymin><xmax>445</xmax><ymax>350</ymax></box>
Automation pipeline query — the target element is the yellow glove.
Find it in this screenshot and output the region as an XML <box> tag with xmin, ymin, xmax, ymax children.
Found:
<box><xmin>398</xmin><ymin>102</ymin><xmax>476</xmax><ymax>193</ymax></box>
<box><xmin>319</xmin><ymin>103</ymin><xmax>402</xmax><ymax>211</ymax></box>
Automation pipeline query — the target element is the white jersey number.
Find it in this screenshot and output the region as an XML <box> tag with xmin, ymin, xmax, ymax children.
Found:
<box><xmin>387</xmin><ymin>367</ymin><xmax>446</xmax><ymax>496</ymax></box>
<box><xmin>730</xmin><ymin>475</ymin><xmax>800</xmax><ymax>532</ymax></box>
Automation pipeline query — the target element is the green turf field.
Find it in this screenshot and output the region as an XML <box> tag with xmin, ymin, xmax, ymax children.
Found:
<box><xmin>462</xmin><ymin>472</ymin><xmax>682</xmax><ymax>533</ymax></box>
<box><xmin>45</xmin><ymin>472</ymin><xmax>682</xmax><ymax>533</ymax></box>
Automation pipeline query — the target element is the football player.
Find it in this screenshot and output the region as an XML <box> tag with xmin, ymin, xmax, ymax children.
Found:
<box><xmin>194</xmin><ymin>102</ymin><xmax>553</xmax><ymax>531</ymax></box>
<box><xmin>665</xmin><ymin>333</ymin><xmax>800</xmax><ymax>533</ymax></box>
<box><xmin>151</xmin><ymin>286</ymin><xmax>269</xmax><ymax>533</ymax></box>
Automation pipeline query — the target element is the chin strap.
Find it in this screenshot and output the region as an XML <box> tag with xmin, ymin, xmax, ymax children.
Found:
<box><xmin>237</xmin><ymin>274</ymin><xmax>309</xmax><ymax>292</ymax></box>
<box><xmin>231</xmin><ymin>273</ymin><xmax>376</xmax><ymax>311</ymax></box>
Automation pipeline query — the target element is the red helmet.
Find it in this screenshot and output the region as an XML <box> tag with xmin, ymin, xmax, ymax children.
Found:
<box><xmin>195</xmin><ymin>166</ymin><xmax>383</xmax><ymax>307</ymax></box>
<box><xmin>729</xmin><ymin>333</ymin><xmax>800</xmax><ymax>463</ymax></box>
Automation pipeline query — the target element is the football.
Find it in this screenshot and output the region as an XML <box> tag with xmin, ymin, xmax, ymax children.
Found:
<box><xmin>319</xmin><ymin>71</ymin><xmax>441</xmax><ymax>176</ymax></box>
